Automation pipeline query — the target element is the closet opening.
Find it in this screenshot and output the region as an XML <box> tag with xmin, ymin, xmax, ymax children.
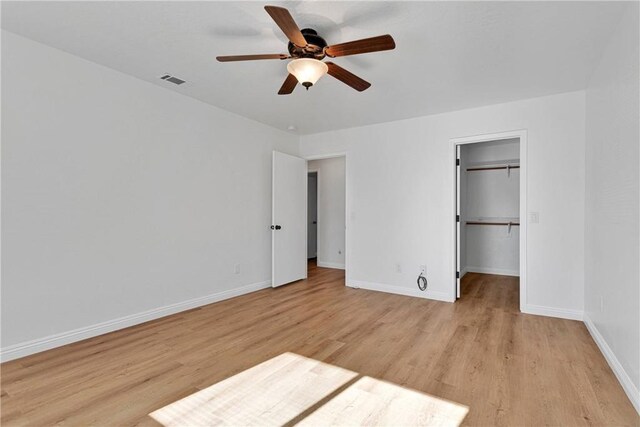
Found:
<box><xmin>452</xmin><ymin>131</ymin><xmax>527</xmax><ymax>310</ymax></box>
<box><xmin>307</xmin><ymin>156</ymin><xmax>346</xmax><ymax>274</ymax></box>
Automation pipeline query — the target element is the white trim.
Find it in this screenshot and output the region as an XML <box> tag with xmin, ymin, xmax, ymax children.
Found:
<box><xmin>456</xmin><ymin>143</ymin><xmax>461</xmax><ymax>298</ymax></box>
<box><xmin>522</xmin><ymin>304</ymin><xmax>583</xmax><ymax>321</ymax></box>
<box><xmin>584</xmin><ymin>314</ymin><xmax>640</xmax><ymax>413</ymax></box>
<box><xmin>347</xmin><ymin>280</ymin><xmax>453</xmax><ymax>303</ymax></box>
<box><xmin>317</xmin><ymin>261</ymin><xmax>345</xmax><ymax>270</ymax></box>
<box><xmin>0</xmin><ymin>280</ymin><xmax>271</xmax><ymax>363</ymax></box>
<box><xmin>450</xmin><ymin>129</ymin><xmax>528</xmax><ymax>312</ymax></box>
<box><xmin>304</xmin><ymin>152</ymin><xmax>347</xmax><ymax>161</ymax></box>
<box><xmin>345</xmin><ymin>154</ymin><xmax>351</xmax><ymax>285</ymax></box>
<box><xmin>465</xmin><ymin>266</ymin><xmax>519</xmax><ymax>277</ymax></box>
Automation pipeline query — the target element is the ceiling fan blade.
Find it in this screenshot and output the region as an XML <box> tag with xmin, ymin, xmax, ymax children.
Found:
<box><xmin>325</xmin><ymin>34</ymin><xmax>395</xmax><ymax>58</ymax></box>
<box><xmin>326</xmin><ymin>62</ymin><xmax>371</xmax><ymax>92</ymax></box>
<box><xmin>216</xmin><ymin>54</ymin><xmax>288</xmax><ymax>62</ymax></box>
<box><xmin>264</xmin><ymin>6</ymin><xmax>307</xmax><ymax>48</ymax></box>
<box><xmin>278</xmin><ymin>74</ymin><xmax>298</xmax><ymax>95</ymax></box>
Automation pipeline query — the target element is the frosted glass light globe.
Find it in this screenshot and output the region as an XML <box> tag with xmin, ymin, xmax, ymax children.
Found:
<box><xmin>286</xmin><ymin>58</ymin><xmax>328</xmax><ymax>89</ymax></box>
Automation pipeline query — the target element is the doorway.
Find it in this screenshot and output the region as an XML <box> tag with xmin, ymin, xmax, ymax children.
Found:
<box><xmin>306</xmin><ymin>156</ymin><xmax>346</xmax><ymax>275</ymax></box>
<box><xmin>307</xmin><ymin>172</ymin><xmax>318</xmax><ymax>261</ymax></box>
<box><xmin>452</xmin><ymin>131</ymin><xmax>527</xmax><ymax>310</ymax></box>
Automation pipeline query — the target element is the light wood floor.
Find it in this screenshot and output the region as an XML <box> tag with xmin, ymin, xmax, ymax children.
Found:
<box><xmin>1</xmin><ymin>265</ymin><xmax>638</xmax><ymax>426</ymax></box>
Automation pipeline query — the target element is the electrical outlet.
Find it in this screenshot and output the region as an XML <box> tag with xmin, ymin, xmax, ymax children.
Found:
<box><xmin>234</xmin><ymin>263</ymin><xmax>240</xmax><ymax>274</ymax></box>
<box><xmin>395</xmin><ymin>263</ymin><xmax>402</xmax><ymax>273</ymax></box>
<box><xmin>420</xmin><ymin>265</ymin><xmax>427</xmax><ymax>274</ymax></box>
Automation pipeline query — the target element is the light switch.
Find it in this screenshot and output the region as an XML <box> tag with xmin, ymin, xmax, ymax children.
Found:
<box><xmin>529</xmin><ymin>212</ymin><xmax>539</xmax><ymax>224</ymax></box>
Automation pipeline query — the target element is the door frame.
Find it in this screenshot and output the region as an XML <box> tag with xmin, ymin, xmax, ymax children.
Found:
<box><xmin>303</xmin><ymin>152</ymin><xmax>349</xmax><ymax>283</ymax></box>
<box><xmin>450</xmin><ymin>130</ymin><xmax>528</xmax><ymax>311</ymax></box>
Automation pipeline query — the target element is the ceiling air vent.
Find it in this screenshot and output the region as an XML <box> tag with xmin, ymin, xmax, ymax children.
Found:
<box><xmin>160</xmin><ymin>74</ymin><xmax>186</xmax><ymax>85</ymax></box>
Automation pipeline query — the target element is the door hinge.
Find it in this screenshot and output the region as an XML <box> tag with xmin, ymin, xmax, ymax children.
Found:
<box><xmin>456</xmin><ymin>158</ymin><xmax>460</xmax><ymax>166</ymax></box>
<box><xmin>456</xmin><ymin>271</ymin><xmax>460</xmax><ymax>279</ymax></box>
<box><xmin>456</xmin><ymin>215</ymin><xmax>460</xmax><ymax>222</ymax></box>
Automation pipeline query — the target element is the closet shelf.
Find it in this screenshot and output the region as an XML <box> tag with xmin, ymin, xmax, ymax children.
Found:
<box><xmin>465</xmin><ymin>217</ymin><xmax>520</xmax><ymax>226</ymax></box>
<box><xmin>466</xmin><ymin>221</ymin><xmax>520</xmax><ymax>226</ymax></box>
<box><xmin>466</xmin><ymin>158</ymin><xmax>520</xmax><ymax>172</ymax></box>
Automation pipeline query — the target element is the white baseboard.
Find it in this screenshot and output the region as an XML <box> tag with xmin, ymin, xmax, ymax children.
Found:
<box><xmin>0</xmin><ymin>280</ymin><xmax>272</xmax><ymax>363</ymax></box>
<box><xmin>347</xmin><ymin>279</ymin><xmax>453</xmax><ymax>303</ymax></box>
<box><xmin>317</xmin><ymin>261</ymin><xmax>345</xmax><ymax>270</ymax></box>
<box><xmin>584</xmin><ymin>314</ymin><xmax>640</xmax><ymax>414</ymax></box>
<box><xmin>465</xmin><ymin>266</ymin><xmax>519</xmax><ymax>277</ymax></box>
<box><xmin>522</xmin><ymin>304</ymin><xmax>583</xmax><ymax>321</ymax></box>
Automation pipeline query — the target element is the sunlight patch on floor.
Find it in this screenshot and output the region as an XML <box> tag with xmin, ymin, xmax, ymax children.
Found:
<box><xmin>149</xmin><ymin>352</ymin><xmax>468</xmax><ymax>426</ymax></box>
<box><xmin>149</xmin><ymin>352</ymin><xmax>357</xmax><ymax>426</ymax></box>
<box><xmin>299</xmin><ymin>375</ymin><xmax>469</xmax><ymax>426</ymax></box>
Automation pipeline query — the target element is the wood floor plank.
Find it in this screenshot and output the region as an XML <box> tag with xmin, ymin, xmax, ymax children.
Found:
<box><xmin>1</xmin><ymin>265</ymin><xmax>637</xmax><ymax>426</ymax></box>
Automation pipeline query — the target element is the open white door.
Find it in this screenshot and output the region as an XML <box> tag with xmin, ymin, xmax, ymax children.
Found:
<box><xmin>456</xmin><ymin>145</ymin><xmax>461</xmax><ymax>299</ymax></box>
<box><xmin>272</xmin><ymin>151</ymin><xmax>307</xmax><ymax>287</ymax></box>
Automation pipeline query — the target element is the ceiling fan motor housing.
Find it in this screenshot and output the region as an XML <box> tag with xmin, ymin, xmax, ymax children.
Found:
<box><xmin>288</xmin><ymin>28</ymin><xmax>328</xmax><ymax>59</ymax></box>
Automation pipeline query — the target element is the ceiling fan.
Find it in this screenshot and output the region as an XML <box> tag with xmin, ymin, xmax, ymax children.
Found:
<box><xmin>216</xmin><ymin>5</ymin><xmax>396</xmax><ymax>94</ymax></box>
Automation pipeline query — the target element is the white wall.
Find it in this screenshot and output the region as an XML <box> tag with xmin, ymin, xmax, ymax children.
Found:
<box><xmin>584</xmin><ymin>3</ymin><xmax>639</xmax><ymax>411</ymax></box>
<box><xmin>462</xmin><ymin>140</ymin><xmax>520</xmax><ymax>276</ymax></box>
<box><xmin>0</xmin><ymin>31</ymin><xmax>298</xmax><ymax>359</ymax></box>
<box><xmin>308</xmin><ymin>157</ymin><xmax>346</xmax><ymax>269</ymax></box>
<box><xmin>300</xmin><ymin>90</ymin><xmax>585</xmax><ymax>316</ymax></box>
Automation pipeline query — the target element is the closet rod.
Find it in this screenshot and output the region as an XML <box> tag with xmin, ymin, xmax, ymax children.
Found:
<box><xmin>466</xmin><ymin>165</ymin><xmax>520</xmax><ymax>172</ymax></box>
<box><xmin>466</xmin><ymin>221</ymin><xmax>520</xmax><ymax>226</ymax></box>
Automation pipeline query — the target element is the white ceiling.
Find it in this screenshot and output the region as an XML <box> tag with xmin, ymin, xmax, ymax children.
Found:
<box><xmin>1</xmin><ymin>1</ymin><xmax>627</xmax><ymax>134</ymax></box>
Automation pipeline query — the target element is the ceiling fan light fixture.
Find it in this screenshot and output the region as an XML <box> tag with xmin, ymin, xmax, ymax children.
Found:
<box><xmin>286</xmin><ymin>58</ymin><xmax>328</xmax><ymax>90</ymax></box>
